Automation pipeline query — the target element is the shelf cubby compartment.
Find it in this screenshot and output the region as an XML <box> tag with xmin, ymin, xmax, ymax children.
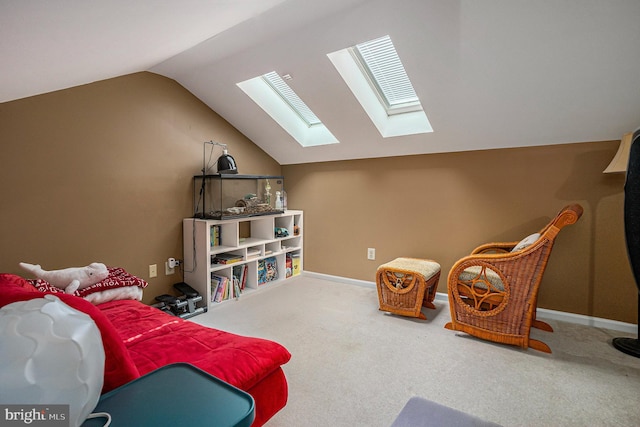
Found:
<box><xmin>210</xmin><ymin>250</ymin><xmax>244</xmax><ymax>268</ymax></box>
<box><xmin>238</xmin><ymin>219</ymin><xmax>271</xmax><ymax>247</ymax></box>
<box><xmin>210</xmin><ymin>222</ymin><xmax>239</xmax><ymax>250</ymax></box>
<box><xmin>274</xmin><ymin>215</ymin><xmax>294</xmax><ymax>236</ymax></box>
<box><xmin>264</xmin><ymin>241</ymin><xmax>282</xmax><ymax>256</ymax></box>
<box><xmin>293</xmin><ymin>213</ymin><xmax>303</xmax><ymax>236</ymax></box>
<box><xmin>246</xmin><ymin>245</ymin><xmax>263</xmax><ymax>260</ymax></box>
<box><xmin>281</xmin><ymin>235</ymin><xmax>302</xmax><ymax>252</ymax></box>
<box><xmin>249</xmin><ymin>217</ymin><xmax>277</xmax><ymax>240</ymax></box>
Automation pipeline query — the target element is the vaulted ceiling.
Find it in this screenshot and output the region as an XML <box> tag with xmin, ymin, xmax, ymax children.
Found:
<box><xmin>2</xmin><ymin>0</ymin><xmax>640</xmax><ymax>164</ymax></box>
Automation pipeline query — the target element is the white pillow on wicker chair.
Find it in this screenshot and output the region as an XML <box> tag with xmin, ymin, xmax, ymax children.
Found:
<box><xmin>457</xmin><ymin>233</ymin><xmax>541</xmax><ymax>292</ymax></box>
<box><xmin>511</xmin><ymin>233</ymin><xmax>541</xmax><ymax>252</ymax></box>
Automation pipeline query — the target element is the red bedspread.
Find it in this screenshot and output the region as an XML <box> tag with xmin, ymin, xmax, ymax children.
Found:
<box><xmin>97</xmin><ymin>300</ymin><xmax>291</xmax><ymax>392</ymax></box>
<box><xmin>0</xmin><ymin>274</ymin><xmax>291</xmax><ymax>426</ymax></box>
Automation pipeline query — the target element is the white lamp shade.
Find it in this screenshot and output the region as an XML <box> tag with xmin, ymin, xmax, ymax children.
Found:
<box><xmin>0</xmin><ymin>295</ymin><xmax>105</xmax><ymax>427</ymax></box>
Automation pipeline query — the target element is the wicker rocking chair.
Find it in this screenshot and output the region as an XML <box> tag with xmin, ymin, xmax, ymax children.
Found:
<box><xmin>444</xmin><ymin>204</ymin><xmax>583</xmax><ymax>353</ymax></box>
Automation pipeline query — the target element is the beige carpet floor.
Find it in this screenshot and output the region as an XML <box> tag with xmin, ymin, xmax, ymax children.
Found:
<box><xmin>191</xmin><ymin>274</ymin><xmax>640</xmax><ymax>427</ymax></box>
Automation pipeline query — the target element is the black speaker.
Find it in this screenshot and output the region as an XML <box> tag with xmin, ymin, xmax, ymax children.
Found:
<box><xmin>614</xmin><ymin>128</ymin><xmax>640</xmax><ymax>357</ymax></box>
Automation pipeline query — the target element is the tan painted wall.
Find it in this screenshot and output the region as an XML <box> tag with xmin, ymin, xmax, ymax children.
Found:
<box><xmin>0</xmin><ymin>72</ymin><xmax>281</xmax><ymax>303</ymax></box>
<box><xmin>0</xmin><ymin>71</ymin><xmax>635</xmax><ymax>323</ymax></box>
<box><xmin>283</xmin><ymin>143</ymin><xmax>638</xmax><ymax>323</ymax></box>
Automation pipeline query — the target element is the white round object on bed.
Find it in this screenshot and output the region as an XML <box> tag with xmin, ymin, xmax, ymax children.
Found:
<box><xmin>0</xmin><ymin>295</ymin><xmax>105</xmax><ymax>427</ymax></box>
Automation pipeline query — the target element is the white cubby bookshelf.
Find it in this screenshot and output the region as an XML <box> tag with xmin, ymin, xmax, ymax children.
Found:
<box><xmin>183</xmin><ymin>210</ymin><xmax>303</xmax><ymax>307</ymax></box>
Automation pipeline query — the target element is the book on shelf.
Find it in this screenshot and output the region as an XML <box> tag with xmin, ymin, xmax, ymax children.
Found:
<box><xmin>212</xmin><ymin>253</ymin><xmax>243</xmax><ymax>265</ymax></box>
<box><xmin>286</xmin><ymin>253</ymin><xmax>293</xmax><ymax>278</ymax></box>
<box><xmin>241</xmin><ymin>266</ymin><xmax>247</xmax><ymax>290</ymax></box>
<box><xmin>211</xmin><ymin>275</ymin><xmax>221</xmax><ymax>302</ymax></box>
<box><xmin>233</xmin><ymin>276</ymin><xmax>241</xmax><ymax>300</ymax></box>
<box><xmin>210</xmin><ymin>225</ymin><xmax>221</xmax><ymax>247</ymax></box>
<box><xmin>211</xmin><ymin>274</ymin><xmax>227</xmax><ymax>303</ymax></box>
<box><xmin>292</xmin><ymin>254</ymin><xmax>301</xmax><ymax>276</ymax></box>
<box><xmin>232</xmin><ymin>264</ymin><xmax>248</xmax><ymax>292</ymax></box>
<box><xmin>258</xmin><ymin>256</ymin><xmax>278</xmax><ymax>285</ymax></box>
<box><xmin>223</xmin><ymin>277</ymin><xmax>230</xmax><ymax>300</ymax></box>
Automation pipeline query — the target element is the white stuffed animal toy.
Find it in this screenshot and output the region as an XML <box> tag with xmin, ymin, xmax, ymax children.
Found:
<box><xmin>19</xmin><ymin>262</ymin><xmax>109</xmax><ymax>294</ymax></box>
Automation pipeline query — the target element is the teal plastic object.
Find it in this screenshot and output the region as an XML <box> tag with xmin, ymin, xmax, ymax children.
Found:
<box><xmin>81</xmin><ymin>363</ymin><xmax>255</xmax><ymax>427</ymax></box>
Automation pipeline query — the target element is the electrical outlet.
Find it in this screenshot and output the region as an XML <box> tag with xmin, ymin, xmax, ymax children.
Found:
<box><xmin>367</xmin><ymin>248</ymin><xmax>376</xmax><ymax>260</ymax></box>
<box><xmin>165</xmin><ymin>261</ymin><xmax>175</xmax><ymax>276</ymax></box>
<box><xmin>149</xmin><ymin>264</ymin><xmax>157</xmax><ymax>278</ymax></box>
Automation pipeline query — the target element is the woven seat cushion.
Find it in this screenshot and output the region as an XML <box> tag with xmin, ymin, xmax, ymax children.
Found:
<box><xmin>379</xmin><ymin>258</ymin><xmax>440</xmax><ymax>280</ymax></box>
<box><xmin>458</xmin><ymin>266</ymin><xmax>504</xmax><ymax>291</ymax></box>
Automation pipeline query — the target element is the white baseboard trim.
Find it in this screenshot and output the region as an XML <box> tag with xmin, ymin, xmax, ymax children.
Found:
<box><xmin>303</xmin><ymin>271</ymin><xmax>638</xmax><ymax>334</ymax></box>
<box><xmin>534</xmin><ymin>307</ymin><xmax>637</xmax><ymax>334</ymax></box>
<box><xmin>305</xmin><ymin>271</ymin><xmax>375</xmax><ymax>288</ymax></box>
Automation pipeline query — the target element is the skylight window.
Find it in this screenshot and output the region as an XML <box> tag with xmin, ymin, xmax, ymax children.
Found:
<box><xmin>237</xmin><ymin>72</ymin><xmax>338</xmax><ymax>147</ymax></box>
<box><xmin>262</xmin><ymin>72</ymin><xmax>322</xmax><ymax>127</ymax></box>
<box><xmin>352</xmin><ymin>35</ymin><xmax>422</xmax><ymax>115</ymax></box>
<box><xmin>328</xmin><ymin>35</ymin><xmax>432</xmax><ymax>138</ymax></box>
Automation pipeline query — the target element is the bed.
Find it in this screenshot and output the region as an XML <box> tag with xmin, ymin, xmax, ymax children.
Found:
<box><xmin>0</xmin><ymin>270</ymin><xmax>291</xmax><ymax>426</ymax></box>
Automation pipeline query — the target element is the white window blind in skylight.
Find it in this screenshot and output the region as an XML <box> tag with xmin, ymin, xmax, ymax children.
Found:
<box><xmin>237</xmin><ymin>72</ymin><xmax>338</xmax><ymax>147</ymax></box>
<box><xmin>327</xmin><ymin>34</ymin><xmax>432</xmax><ymax>138</ymax></box>
<box><xmin>353</xmin><ymin>35</ymin><xmax>421</xmax><ymax>114</ymax></box>
<box><xmin>262</xmin><ymin>72</ymin><xmax>322</xmax><ymax>127</ymax></box>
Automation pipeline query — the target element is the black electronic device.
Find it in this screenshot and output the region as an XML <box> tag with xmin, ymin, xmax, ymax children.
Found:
<box><xmin>152</xmin><ymin>283</ymin><xmax>207</xmax><ymax>319</ymax></box>
<box><xmin>174</xmin><ymin>282</ymin><xmax>199</xmax><ymax>299</ymax></box>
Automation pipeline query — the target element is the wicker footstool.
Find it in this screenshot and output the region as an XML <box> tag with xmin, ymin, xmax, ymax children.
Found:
<box><xmin>376</xmin><ymin>257</ymin><xmax>441</xmax><ymax>320</ymax></box>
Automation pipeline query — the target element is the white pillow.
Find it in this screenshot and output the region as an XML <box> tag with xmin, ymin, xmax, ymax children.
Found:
<box><xmin>0</xmin><ymin>295</ymin><xmax>105</xmax><ymax>427</ymax></box>
<box><xmin>511</xmin><ymin>233</ymin><xmax>541</xmax><ymax>252</ymax></box>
